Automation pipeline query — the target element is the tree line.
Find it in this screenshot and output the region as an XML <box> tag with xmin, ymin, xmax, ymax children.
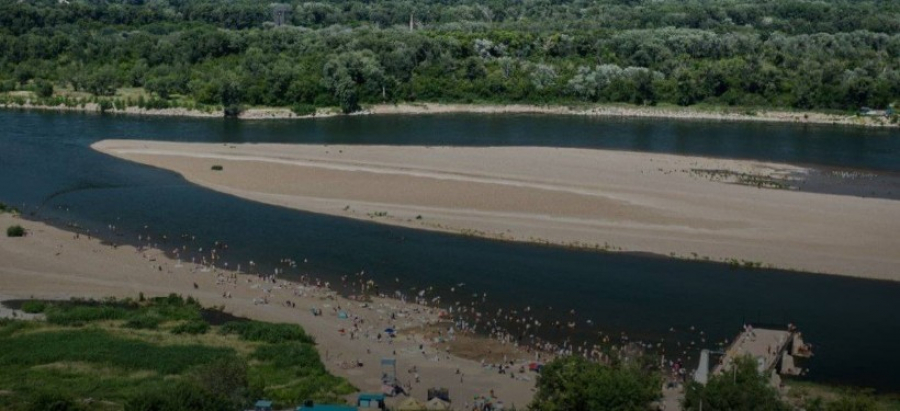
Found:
<box><xmin>1</xmin><ymin>0</ymin><xmax>898</xmax><ymax>114</ymax></box>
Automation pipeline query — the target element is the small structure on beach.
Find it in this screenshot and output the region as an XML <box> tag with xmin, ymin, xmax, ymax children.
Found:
<box><xmin>694</xmin><ymin>324</ymin><xmax>813</xmax><ymax>386</ymax></box>
<box><xmin>357</xmin><ymin>393</ymin><xmax>386</xmax><ymax>410</ymax></box>
<box><xmin>254</xmin><ymin>400</ymin><xmax>273</xmax><ymax>411</ymax></box>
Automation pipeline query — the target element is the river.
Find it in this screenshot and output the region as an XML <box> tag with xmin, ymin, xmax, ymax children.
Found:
<box><xmin>1</xmin><ymin>110</ymin><xmax>899</xmax><ymax>391</ymax></box>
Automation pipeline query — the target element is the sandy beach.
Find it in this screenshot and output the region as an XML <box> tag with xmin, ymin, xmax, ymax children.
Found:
<box><xmin>94</xmin><ymin>140</ymin><xmax>900</xmax><ymax>281</ymax></box>
<box><xmin>0</xmin><ymin>212</ymin><xmax>537</xmax><ymax>408</ymax></box>
<box><xmin>3</xmin><ymin>101</ymin><xmax>895</xmax><ymax>128</ymax></box>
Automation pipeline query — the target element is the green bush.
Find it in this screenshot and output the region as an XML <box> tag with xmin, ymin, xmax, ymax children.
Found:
<box><xmin>7</xmin><ymin>225</ymin><xmax>25</xmax><ymax>237</ymax></box>
<box><xmin>219</xmin><ymin>321</ymin><xmax>314</xmax><ymax>344</ymax></box>
<box><xmin>45</xmin><ymin>304</ymin><xmax>132</xmax><ymax>326</ymax></box>
<box><xmin>123</xmin><ymin>313</ymin><xmax>163</xmax><ymax>330</ymax></box>
<box><xmin>20</xmin><ymin>301</ymin><xmax>47</xmax><ymax>314</ymax></box>
<box><xmin>172</xmin><ymin>320</ymin><xmax>210</xmax><ymax>335</ymax></box>
<box><xmin>0</xmin><ymin>329</ymin><xmax>236</xmax><ymax>375</ymax></box>
<box><xmin>125</xmin><ymin>382</ymin><xmax>234</xmax><ymax>411</ymax></box>
<box><xmin>291</xmin><ymin>104</ymin><xmax>316</xmax><ymax>116</ymax></box>
<box><xmin>211</xmin><ymin>165</ymin><xmax>223</xmax><ymax>171</ymax></box>
<box><xmin>27</xmin><ymin>392</ymin><xmax>85</xmax><ymax>411</ymax></box>
<box><xmin>252</xmin><ymin>342</ymin><xmax>321</xmax><ymax>369</ymax></box>
<box><xmin>34</xmin><ymin>80</ymin><xmax>54</xmax><ymax>98</ymax></box>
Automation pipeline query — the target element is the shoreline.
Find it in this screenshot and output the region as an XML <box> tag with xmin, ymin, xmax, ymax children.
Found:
<box><xmin>93</xmin><ymin>141</ymin><xmax>900</xmax><ymax>282</ymax></box>
<box><xmin>2</xmin><ymin>100</ymin><xmax>896</xmax><ymax>128</ymax></box>
<box><xmin>0</xmin><ymin>212</ymin><xmax>539</xmax><ymax>406</ymax></box>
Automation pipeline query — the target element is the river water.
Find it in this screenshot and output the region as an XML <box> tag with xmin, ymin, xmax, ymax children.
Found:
<box><xmin>1</xmin><ymin>110</ymin><xmax>899</xmax><ymax>391</ymax></box>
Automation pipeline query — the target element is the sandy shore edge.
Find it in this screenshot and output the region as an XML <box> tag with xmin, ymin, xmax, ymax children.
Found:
<box><xmin>0</xmin><ymin>212</ymin><xmax>538</xmax><ymax>406</ymax></box>
<box><xmin>2</xmin><ymin>101</ymin><xmax>895</xmax><ymax>127</ymax></box>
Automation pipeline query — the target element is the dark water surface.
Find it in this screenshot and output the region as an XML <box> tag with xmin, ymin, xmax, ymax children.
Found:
<box><xmin>1</xmin><ymin>110</ymin><xmax>899</xmax><ymax>391</ymax></box>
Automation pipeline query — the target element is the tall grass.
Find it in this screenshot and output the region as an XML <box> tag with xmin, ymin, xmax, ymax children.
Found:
<box><xmin>219</xmin><ymin>321</ymin><xmax>314</xmax><ymax>344</ymax></box>
<box><xmin>0</xmin><ymin>329</ymin><xmax>235</xmax><ymax>374</ymax></box>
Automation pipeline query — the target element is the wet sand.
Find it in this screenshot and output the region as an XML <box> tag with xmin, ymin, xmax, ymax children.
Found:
<box><xmin>0</xmin><ymin>213</ymin><xmax>536</xmax><ymax>407</ymax></box>
<box><xmin>93</xmin><ymin>141</ymin><xmax>900</xmax><ymax>281</ymax></box>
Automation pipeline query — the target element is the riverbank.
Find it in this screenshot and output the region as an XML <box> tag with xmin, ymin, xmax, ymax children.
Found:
<box><xmin>0</xmin><ymin>212</ymin><xmax>537</xmax><ymax>407</ymax></box>
<box><xmin>2</xmin><ymin>99</ymin><xmax>896</xmax><ymax>127</ymax></box>
<box><xmin>93</xmin><ymin>141</ymin><xmax>900</xmax><ymax>281</ymax></box>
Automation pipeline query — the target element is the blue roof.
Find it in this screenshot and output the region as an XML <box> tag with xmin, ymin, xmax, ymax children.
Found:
<box><xmin>358</xmin><ymin>393</ymin><xmax>385</xmax><ymax>401</ymax></box>
<box><xmin>255</xmin><ymin>400</ymin><xmax>273</xmax><ymax>407</ymax></box>
<box><xmin>296</xmin><ymin>405</ymin><xmax>357</xmax><ymax>411</ymax></box>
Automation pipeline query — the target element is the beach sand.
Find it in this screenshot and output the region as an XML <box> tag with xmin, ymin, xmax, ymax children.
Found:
<box><xmin>93</xmin><ymin>141</ymin><xmax>900</xmax><ymax>281</ymax></box>
<box><xmin>0</xmin><ymin>213</ymin><xmax>537</xmax><ymax>408</ymax></box>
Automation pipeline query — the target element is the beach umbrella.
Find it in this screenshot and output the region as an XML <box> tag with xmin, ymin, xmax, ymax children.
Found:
<box><xmin>397</xmin><ymin>397</ymin><xmax>426</xmax><ymax>411</ymax></box>
<box><xmin>425</xmin><ymin>398</ymin><xmax>451</xmax><ymax>410</ymax></box>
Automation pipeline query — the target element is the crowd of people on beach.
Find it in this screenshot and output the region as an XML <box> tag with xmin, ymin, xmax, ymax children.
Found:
<box><xmin>52</xmin><ymin>215</ymin><xmax>728</xmax><ymax>408</ymax></box>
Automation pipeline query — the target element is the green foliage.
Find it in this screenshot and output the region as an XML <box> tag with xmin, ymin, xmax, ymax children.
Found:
<box><xmin>26</xmin><ymin>392</ymin><xmax>86</xmax><ymax>411</ymax></box>
<box><xmin>33</xmin><ymin>80</ymin><xmax>53</xmax><ymax>98</ymax></box>
<box><xmin>2</xmin><ymin>0</ymin><xmax>898</xmax><ymax>113</ymax></box>
<box><xmin>171</xmin><ymin>320</ymin><xmax>210</xmax><ymax>335</ymax></box>
<box><xmin>20</xmin><ymin>300</ymin><xmax>46</xmax><ymax>314</ymax></box>
<box><xmin>7</xmin><ymin>225</ymin><xmax>25</xmax><ymax>237</ymax></box>
<box><xmin>250</xmin><ymin>343</ymin><xmax>354</xmax><ymax>405</ymax></box>
<box><xmin>0</xmin><ymin>329</ymin><xmax>235</xmax><ymax>375</ymax></box>
<box><xmin>683</xmin><ymin>356</ymin><xmax>790</xmax><ymax>411</ymax></box>
<box><xmin>123</xmin><ymin>312</ymin><xmax>163</xmax><ymax>330</ymax></box>
<box><xmin>219</xmin><ymin>321</ymin><xmax>314</xmax><ymax>344</ymax></box>
<box><xmin>529</xmin><ymin>355</ymin><xmax>660</xmax><ymax>411</ymax></box>
<box><xmin>124</xmin><ymin>383</ymin><xmax>234</xmax><ymax>411</ymax></box>
<box><xmin>0</xmin><ymin>298</ymin><xmax>350</xmax><ymax>411</ymax></box>
<box><xmin>210</xmin><ymin>165</ymin><xmax>223</xmax><ymax>171</ymax></box>
<box><xmin>291</xmin><ymin>103</ymin><xmax>316</xmax><ymax>116</ymax></box>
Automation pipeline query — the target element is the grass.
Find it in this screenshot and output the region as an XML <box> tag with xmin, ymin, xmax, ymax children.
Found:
<box><xmin>219</xmin><ymin>321</ymin><xmax>314</xmax><ymax>344</ymax></box>
<box><xmin>0</xmin><ymin>297</ymin><xmax>353</xmax><ymax>411</ymax></box>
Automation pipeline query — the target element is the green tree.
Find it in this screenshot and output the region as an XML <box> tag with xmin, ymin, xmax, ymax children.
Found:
<box><xmin>530</xmin><ymin>356</ymin><xmax>660</xmax><ymax>411</ymax></box>
<box><xmin>683</xmin><ymin>356</ymin><xmax>789</xmax><ymax>411</ymax></box>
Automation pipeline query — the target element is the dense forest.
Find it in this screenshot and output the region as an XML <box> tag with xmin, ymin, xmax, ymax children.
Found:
<box><xmin>1</xmin><ymin>0</ymin><xmax>899</xmax><ymax>114</ymax></box>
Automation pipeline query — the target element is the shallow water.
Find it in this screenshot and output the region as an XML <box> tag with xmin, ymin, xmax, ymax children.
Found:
<box><xmin>1</xmin><ymin>110</ymin><xmax>899</xmax><ymax>391</ymax></box>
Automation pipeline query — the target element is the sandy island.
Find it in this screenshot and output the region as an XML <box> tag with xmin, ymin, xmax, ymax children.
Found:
<box><xmin>0</xmin><ymin>212</ymin><xmax>537</xmax><ymax>407</ymax></box>
<box><xmin>93</xmin><ymin>140</ymin><xmax>900</xmax><ymax>281</ymax></box>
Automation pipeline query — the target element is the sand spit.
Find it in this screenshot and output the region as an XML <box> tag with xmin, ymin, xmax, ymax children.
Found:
<box><xmin>93</xmin><ymin>141</ymin><xmax>900</xmax><ymax>281</ymax></box>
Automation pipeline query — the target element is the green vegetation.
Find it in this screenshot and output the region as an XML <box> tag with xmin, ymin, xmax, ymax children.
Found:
<box><xmin>684</xmin><ymin>356</ymin><xmax>789</xmax><ymax>411</ymax></box>
<box><xmin>0</xmin><ymin>296</ymin><xmax>354</xmax><ymax>411</ymax></box>
<box><xmin>0</xmin><ymin>0</ymin><xmax>898</xmax><ymax>115</ymax></box>
<box><xmin>6</xmin><ymin>224</ymin><xmax>25</xmax><ymax>237</ymax></box>
<box><xmin>529</xmin><ymin>355</ymin><xmax>660</xmax><ymax>411</ymax></box>
<box><xmin>683</xmin><ymin>356</ymin><xmax>898</xmax><ymax>411</ymax></box>
<box><xmin>210</xmin><ymin>165</ymin><xmax>223</xmax><ymax>171</ymax></box>
<box><xmin>219</xmin><ymin>320</ymin><xmax>314</xmax><ymax>344</ymax></box>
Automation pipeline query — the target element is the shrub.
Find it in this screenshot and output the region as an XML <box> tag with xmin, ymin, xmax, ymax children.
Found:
<box><xmin>34</xmin><ymin>80</ymin><xmax>54</xmax><ymax>98</ymax></box>
<box><xmin>291</xmin><ymin>104</ymin><xmax>316</xmax><ymax>116</ymax></box>
<box><xmin>219</xmin><ymin>321</ymin><xmax>314</xmax><ymax>344</ymax></box>
<box><xmin>27</xmin><ymin>392</ymin><xmax>85</xmax><ymax>411</ymax></box>
<box><xmin>123</xmin><ymin>313</ymin><xmax>163</xmax><ymax>330</ymax></box>
<box><xmin>7</xmin><ymin>225</ymin><xmax>25</xmax><ymax>237</ymax></box>
<box><xmin>211</xmin><ymin>165</ymin><xmax>223</xmax><ymax>171</ymax></box>
<box><xmin>21</xmin><ymin>300</ymin><xmax>47</xmax><ymax>314</ymax></box>
<box><xmin>172</xmin><ymin>320</ymin><xmax>210</xmax><ymax>335</ymax></box>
